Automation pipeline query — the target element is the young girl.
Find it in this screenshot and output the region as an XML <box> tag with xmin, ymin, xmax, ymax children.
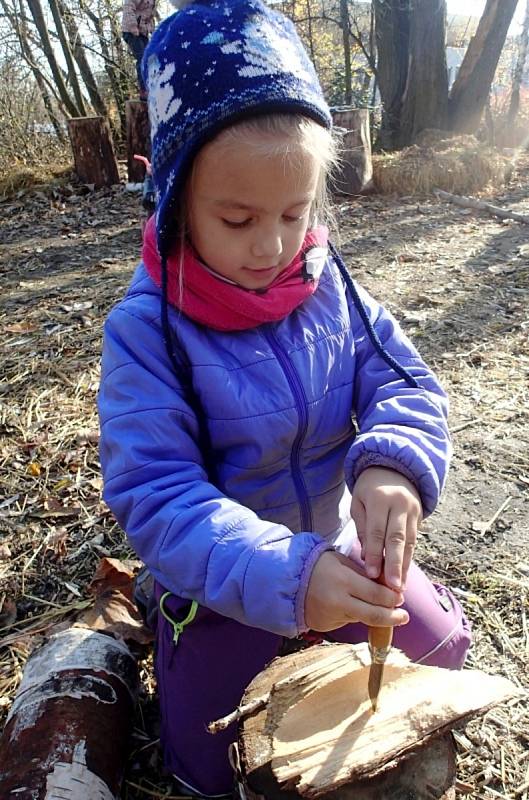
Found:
<box><xmin>98</xmin><ymin>1</ymin><xmax>471</xmax><ymax>795</ymax></box>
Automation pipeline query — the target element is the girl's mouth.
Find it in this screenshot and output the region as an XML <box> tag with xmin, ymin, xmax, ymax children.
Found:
<box><xmin>243</xmin><ymin>265</ymin><xmax>279</xmax><ymax>276</ymax></box>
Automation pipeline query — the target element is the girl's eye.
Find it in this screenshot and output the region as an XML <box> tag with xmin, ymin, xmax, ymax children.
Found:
<box><xmin>222</xmin><ymin>218</ymin><xmax>251</xmax><ymax>229</ymax></box>
<box><xmin>283</xmin><ymin>215</ymin><xmax>303</xmax><ymax>223</ymax></box>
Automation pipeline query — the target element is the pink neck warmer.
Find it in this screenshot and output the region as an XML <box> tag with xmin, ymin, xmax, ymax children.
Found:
<box><xmin>142</xmin><ymin>216</ymin><xmax>328</xmax><ymax>331</ymax></box>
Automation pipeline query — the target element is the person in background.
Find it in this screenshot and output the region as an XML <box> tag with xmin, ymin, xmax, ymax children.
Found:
<box><xmin>99</xmin><ymin>1</ymin><xmax>472</xmax><ymax>796</ymax></box>
<box><xmin>121</xmin><ymin>0</ymin><xmax>157</xmax><ymax>99</ymax></box>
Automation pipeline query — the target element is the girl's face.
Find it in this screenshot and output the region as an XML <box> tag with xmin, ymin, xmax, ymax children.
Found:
<box><xmin>187</xmin><ymin>131</ymin><xmax>320</xmax><ymax>290</ymax></box>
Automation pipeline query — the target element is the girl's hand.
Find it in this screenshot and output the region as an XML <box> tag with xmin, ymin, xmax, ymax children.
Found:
<box><xmin>304</xmin><ymin>551</ymin><xmax>408</xmax><ymax>632</ymax></box>
<box><xmin>350</xmin><ymin>466</ymin><xmax>422</xmax><ymax>592</ymax></box>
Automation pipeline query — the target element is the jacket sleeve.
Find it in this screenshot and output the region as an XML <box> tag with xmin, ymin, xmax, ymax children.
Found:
<box><xmin>98</xmin><ymin>303</ymin><xmax>331</xmax><ymax>638</ymax></box>
<box><xmin>344</xmin><ymin>281</ymin><xmax>451</xmax><ymax>516</ymax></box>
<box><xmin>121</xmin><ymin>0</ymin><xmax>140</xmax><ymax>35</ymax></box>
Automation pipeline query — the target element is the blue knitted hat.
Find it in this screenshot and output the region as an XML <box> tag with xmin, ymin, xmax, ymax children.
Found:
<box><xmin>142</xmin><ymin>0</ymin><xmax>332</xmax><ymax>257</ymax></box>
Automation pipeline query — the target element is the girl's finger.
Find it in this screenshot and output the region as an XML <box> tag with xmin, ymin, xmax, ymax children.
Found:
<box><xmin>362</xmin><ymin>504</ymin><xmax>388</xmax><ymax>580</ymax></box>
<box><xmin>383</xmin><ymin>506</ymin><xmax>408</xmax><ymax>591</ymax></box>
<box><xmin>350</xmin><ymin>496</ymin><xmax>367</xmax><ymax>560</ymax></box>
<box><xmin>401</xmin><ymin>514</ymin><xmax>419</xmax><ymax>589</ymax></box>
<box><xmin>343</xmin><ymin>595</ymin><xmax>409</xmax><ymax>628</ymax></box>
<box><xmin>340</xmin><ymin>562</ymin><xmax>404</xmax><ymax>607</ymax></box>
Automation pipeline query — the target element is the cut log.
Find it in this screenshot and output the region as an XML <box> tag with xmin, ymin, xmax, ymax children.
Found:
<box><xmin>331</xmin><ymin>107</ymin><xmax>373</xmax><ymax>195</ymax></box>
<box><xmin>67</xmin><ymin>116</ymin><xmax>120</xmax><ymax>188</ymax></box>
<box><xmin>227</xmin><ymin>642</ymin><xmax>519</xmax><ymax>799</ymax></box>
<box><xmin>0</xmin><ymin>626</ymin><xmax>139</xmax><ymax>799</ymax></box>
<box><xmin>126</xmin><ymin>100</ymin><xmax>151</xmax><ymax>182</ymax></box>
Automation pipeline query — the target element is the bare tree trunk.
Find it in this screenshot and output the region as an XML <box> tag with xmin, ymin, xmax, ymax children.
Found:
<box><xmin>340</xmin><ymin>0</ymin><xmax>353</xmax><ymax>105</ymax></box>
<box><xmin>397</xmin><ymin>0</ymin><xmax>448</xmax><ymax>148</ymax></box>
<box><xmin>305</xmin><ymin>0</ymin><xmax>315</xmax><ymax>62</ymax></box>
<box><xmin>374</xmin><ymin>0</ymin><xmax>410</xmax><ymax>149</ymax></box>
<box><xmin>0</xmin><ymin>0</ymin><xmax>66</xmax><ymax>142</ymax></box>
<box><xmin>47</xmin><ymin>0</ymin><xmax>87</xmax><ymax>115</ymax></box>
<box><xmin>375</xmin><ymin>0</ymin><xmax>448</xmax><ymax>150</ymax></box>
<box><xmin>449</xmin><ymin>0</ymin><xmax>519</xmax><ymax>133</ymax></box>
<box><xmin>508</xmin><ymin>0</ymin><xmax>529</xmax><ymax>125</ymax></box>
<box><xmin>81</xmin><ymin>0</ymin><xmax>128</xmax><ymax>137</ymax></box>
<box><xmin>105</xmin><ymin>0</ymin><xmax>129</xmax><ymax>138</ymax></box>
<box><xmin>56</xmin><ymin>0</ymin><xmax>108</xmax><ymax>118</ymax></box>
<box><xmin>24</xmin><ymin>0</ymin><xmax>80</xmax><ymax>117</ymax></box>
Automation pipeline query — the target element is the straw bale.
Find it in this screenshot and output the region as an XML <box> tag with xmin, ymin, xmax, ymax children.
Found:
<box><xmin>373</xmin><ymin>132</ymin><xmax>509</xmax><ymax>196</ymax></box>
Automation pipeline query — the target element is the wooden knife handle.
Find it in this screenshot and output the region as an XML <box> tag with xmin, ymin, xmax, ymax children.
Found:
<box><xmin>368</xmin><ymin>625</ymin><xmax>393</xmax><ymax>651</ymax></box>
<box><xmin>368</xmin><ymin>568</ymin><xmax>394</xmax><ymax>652</ymax></box>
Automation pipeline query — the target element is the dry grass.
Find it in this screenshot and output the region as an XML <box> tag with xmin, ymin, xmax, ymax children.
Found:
<box><xmin>0</xmin><ymin>162</ymin><xmax>74</xmax><ymax>200</ymax></box>
<box><xmin>373</xmin><ymin>132</ymin><xmax>510</xmax><ymax>196</ymax></box>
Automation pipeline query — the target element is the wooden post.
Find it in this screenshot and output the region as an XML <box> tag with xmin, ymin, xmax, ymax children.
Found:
<box><xmin>126</xmin><ymin>100</ymin><xmax>151</xmax><ymax>182</ymax></box>
<box><xmin>67</xmin><ymin>116</ymin><xmax>120</xmax><ymax>188</ymax></box>
<box><xmin>331</xmin><ymin>107</ymin><xmax>373</xmax><ymax>195</ymax></box>
<box><xmin>0</xmin><ymin>627</ymin><xmax>139</xmax><ymax>798</ymax></box>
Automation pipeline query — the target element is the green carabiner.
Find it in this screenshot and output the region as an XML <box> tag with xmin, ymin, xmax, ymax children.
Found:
<box><xmin>159</xmin><ymin>592</ymin><xmax>198</xmax><ymax>645</ymax></box>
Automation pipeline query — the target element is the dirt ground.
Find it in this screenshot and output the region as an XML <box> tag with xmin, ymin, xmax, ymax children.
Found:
<box><xmin>0</xmin><ymin>157</ymin><xmax>528</xmax><ymax>798</ymax></box>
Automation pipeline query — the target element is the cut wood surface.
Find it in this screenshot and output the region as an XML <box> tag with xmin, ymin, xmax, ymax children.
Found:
<box><xmin>236</xmin><ymin>642</ymin><xmax>520</xmax><ymax>799</ymax></box>
<box><xmin>0</xmin><ymin>626</ymin><xmax>139</xmax><ymax>799</ymax></box>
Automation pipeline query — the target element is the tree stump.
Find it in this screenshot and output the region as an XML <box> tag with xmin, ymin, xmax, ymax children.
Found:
<box><xmin>67</xmin><ymin>116</ymin><xmax>120</xmax><ymax>188</ymax></box>
<box><xmin>331</xmin><ymin>107</ymin><xmax>373</xmax><ymax>195</ymax></box>
<box><xmin>0</xmin><ymin>627</ymin><xmax>139</xmax><ymax>799</ymax></box>
<box><xmin>126</xmin><ymin>100</ymin><xmax>151</xmax><ymax>182</ymax></box>
<box><xmin>227</xmin><ymin>642</ymin><xmax>518</xmax><ymax>800</ymax></box>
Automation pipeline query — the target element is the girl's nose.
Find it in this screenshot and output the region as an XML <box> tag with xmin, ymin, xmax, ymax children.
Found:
<box><xmin>251</xmin><ymin>226</ymin><xmax>283</xmax><ymax>261</ymax></box>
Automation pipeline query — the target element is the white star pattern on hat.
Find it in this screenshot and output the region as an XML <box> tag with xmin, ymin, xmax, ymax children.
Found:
<box><xmin>237</xmin><ymin>19</ymin><xmax>313</xmax><ymax>81</ymax></box>
<box><xmin>147</xmin><ymin>58</ymin><xmax>183</xmax><ymax>137</ymax></box>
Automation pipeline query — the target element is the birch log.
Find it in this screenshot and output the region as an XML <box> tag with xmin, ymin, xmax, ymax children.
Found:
<box><xmin>0</xmin><ymin>626</ymin><xmax>139</xmax><ymax>799</ymax></box>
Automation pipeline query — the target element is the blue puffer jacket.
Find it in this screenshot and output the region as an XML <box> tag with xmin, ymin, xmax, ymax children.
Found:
<box><xmin>98</xmin><ymin>253</ymin><xmax>450</xmax><ymax>638</ymax></box>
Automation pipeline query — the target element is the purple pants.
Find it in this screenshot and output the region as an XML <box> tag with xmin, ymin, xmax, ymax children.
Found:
<box><xmin>154</xmin><ymin>555</ymin><xmax>471</xmax><ymax>796</ymax></box>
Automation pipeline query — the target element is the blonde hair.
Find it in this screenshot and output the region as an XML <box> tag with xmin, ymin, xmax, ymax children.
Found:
<box><xmin>176</xmin><ymin>113</ymin><xmax>338</xmax><ymax>239</ymax></box>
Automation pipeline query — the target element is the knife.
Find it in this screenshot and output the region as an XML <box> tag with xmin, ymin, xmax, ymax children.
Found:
<box><xmin>367</xmin><ymin>571</ymin><xmax>393</xmax><ymax>712</ymax></box>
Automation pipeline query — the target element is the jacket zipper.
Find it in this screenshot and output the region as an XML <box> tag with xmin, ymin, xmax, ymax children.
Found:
<box><xmin>264</xmin><ymin>328</ymin><xmax>313</xmax><ymax>531</ymax></box>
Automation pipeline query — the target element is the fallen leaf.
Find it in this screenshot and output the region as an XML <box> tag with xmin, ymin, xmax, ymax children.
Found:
<box><xmin>0</xmin><ymin>543</ymin><xmax>12</xmax><ymax>559</ymax></box>
<box><xmin>44</xmin><ymin>527</ymin><xmax>68</xmax><ymax>558</ymax></box>
<box><xmin>6</xmin><ymin>322</ymin><xmax>37</xmax><ymax>333</ymax></box>
<box><xmin>32</xmin><ymin>499</ymin><xmax>81</xmax><ymax>519</ymax></box>
<box><xmin>78</xmin><ymin>589</ymin><xmax>153</xmax><ymax>644</ymax></box>
<box><xmin>78</xmin><ymin>557</ymin><xmax>153</xmax><ymax>644</ymax></box>
<box><xmin>88</xmin><ymin>557</ymin><xmax>137</xmax><ymax>601</ymax></box>
<box><xmin>0</xmin><ymin>598</ymin><xmax>17</xmax><ymax>628</ymax></box>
